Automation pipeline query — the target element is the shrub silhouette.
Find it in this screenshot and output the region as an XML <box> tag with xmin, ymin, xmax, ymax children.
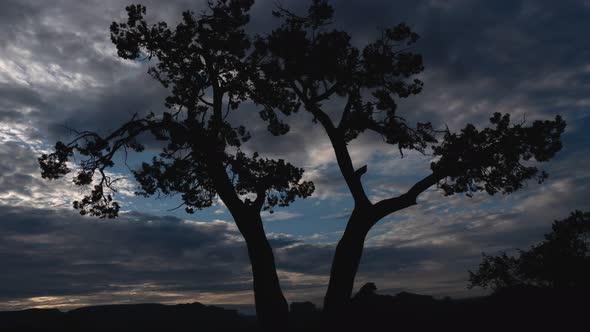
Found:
<box><xmin>468</xmin><ymin>210</ymin><xmax>590</xmax><ymax>292</ymax></box>
<box><xmin>469</xmin><ymin>210</ymin><xmax>590</xmax><ymax>291</ymax></box>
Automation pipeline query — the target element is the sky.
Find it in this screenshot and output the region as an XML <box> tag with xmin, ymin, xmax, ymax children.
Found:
<box><xmin>0</xmin><ymin>0</ymin><xmax>589</xmax><ymax>313</ymax></box>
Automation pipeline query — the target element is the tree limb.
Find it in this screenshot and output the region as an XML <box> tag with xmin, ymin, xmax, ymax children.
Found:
<box><xmin>373</xmin><ymin>172</ymin><xmax>443</xmax><ymax>221</ymax></box>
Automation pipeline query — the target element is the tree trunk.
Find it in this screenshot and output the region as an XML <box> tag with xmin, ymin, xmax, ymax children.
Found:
<box><xmin>205</xmin><ymin>157</ymin><xmax>289</xmax><ymax>330</ymax></box>
<box><xmin>323</xmin><ymin>209</ymin><xmax>371</xmax><ymax>317</ymax></box>
<box><xmin>323</xmin><ymin>197</ymin><xmax>414</xmax><ymax>316</ymax></box>
<box><xmin>238</xmin><ymin>211</ymin><xmax>289</xmax><ymax>331</ymax></box>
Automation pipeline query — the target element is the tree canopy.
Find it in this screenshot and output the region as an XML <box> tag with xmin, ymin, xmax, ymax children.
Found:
<box><xmin>250</xmin><ymin>0</ymin><xmax>566</xmax><ymax>314</ymax></box>
<box><xmin>39</xmin><ymin>1</ymin><xmax>314</xmax><ymax>219</ymax></box>
<box><xmin>469</xmin><ymin>210</ymin><xmax>590</xmax><ymax>291</ymax></box>
<box><xmin>253</xmin><ymin>0</ymin><xmax>566</xmax><ymax>202</ymax></box>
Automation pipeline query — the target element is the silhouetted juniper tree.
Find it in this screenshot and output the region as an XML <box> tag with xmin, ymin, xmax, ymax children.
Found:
<box><xmin>251</xmin><ymin>0</ymin><xmax>566</xmax><ymax>316</ymax></box>
<box><xmin>39</xmin><ymin>1</ymin><xmax>314</xmax><ymax>330</ymax></box>
<box><xmin>39</xmin><ymin>0</ymin><xmax>567</xmax><ymax>329</ymax></box>
<box><xmin>469</xmin><ymin>210</ymin><xmax>590</xmax><ymax>291</ymax></box>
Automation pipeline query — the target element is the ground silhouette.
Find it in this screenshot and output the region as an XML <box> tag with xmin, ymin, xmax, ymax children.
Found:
<box><xmin>2</xmin><ymin>285</ymin><xmax>587</xmax><ymax>331</ymax></box>
<box><xmin>0</xmin><ymin>302</ymin><xmax>257</xmax><ymax>331</ymax></box>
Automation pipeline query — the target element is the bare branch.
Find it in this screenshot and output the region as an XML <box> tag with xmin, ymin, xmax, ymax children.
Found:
<box><xmin>373</xmin><ymin>172</ymin><xmax>443</xmax><ymax>221</ymax></box>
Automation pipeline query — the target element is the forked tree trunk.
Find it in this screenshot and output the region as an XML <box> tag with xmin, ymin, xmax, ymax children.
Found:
<box><xmin>237</xmin><ymin>211</ymin><xmax>289</xmax><ymax>331</ymax></box>
<box><xmin>322</xmin><ymin>196</ymin><xmax>420</xmax><ymax>323</ymax></box>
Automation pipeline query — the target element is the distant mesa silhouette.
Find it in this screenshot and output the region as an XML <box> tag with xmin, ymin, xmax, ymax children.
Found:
<box><xmin>3</xmin><ymin>286</ymin><xmax>587</xmax><ymax>331</ymax></box>
<box><xmin>0</xmin><ymin>302</ymin><xmax>257</xmax><ymax>332</ymax></box>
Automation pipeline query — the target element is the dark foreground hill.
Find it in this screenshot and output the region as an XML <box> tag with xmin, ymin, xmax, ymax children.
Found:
<box><xmin>0</xmin><ymin>302</ymin><xmax>258</xmax><ymax>332</ymax></box>
<box><xmin>338</xmin><ymin>284</ymin><xmax>590</xmax><ymax>331</ymax></box>
<box><xmin>1</xmin><ymin>286</ymin><xmax>588</xmax><ymax>331</ymax></box>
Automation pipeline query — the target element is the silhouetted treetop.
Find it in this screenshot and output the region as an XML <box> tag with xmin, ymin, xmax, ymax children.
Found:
<box><xmin>252</xmin><ymin>0</ymin><xmax>433</xmax><ymax>151</ymax></box>
<box><xmin>39</xmin><ymin>1</ymin><xmax>314</xmax><ymax>218</ymax></box>
<box><xmin>253</xmin><ymin>0</ymin><xmax>565</xmax><ymax>201</ymax></box>
<box><xmin>432</xmin><ymin>112</ymin><xmax>566</xmax><ymax>196</ymax></box>
<box><xmin>469</xmin><ymin>210</ymin><xmax>590</xmax><ymax>291</ymax></box>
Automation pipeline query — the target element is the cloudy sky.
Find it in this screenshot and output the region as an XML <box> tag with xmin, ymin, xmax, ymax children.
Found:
<box><xmin>1</xmin><ymin>0</ymin><xmax>589</xmax><ymax>312</ymax></box>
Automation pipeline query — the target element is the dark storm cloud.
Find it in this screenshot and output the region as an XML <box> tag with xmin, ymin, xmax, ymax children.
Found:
<box><xmin>1</xmin><ymin>156</ymin><xmax>588</xmax><ymax>308</ymax></box>
<box><xmin>0</xmin><ymin>205</ymin><xmax>253</xmax><ymax>305</ymax></box>
<box><xmin>0</xmin><ymin>202</ymin><xmax>480</xmax><ymax>307</ymax></box>
<box><xmin>0</xmin><ymin>0</ymin><xmax>195</xmax><ymax>142</ymax></box>
<box><xmin>0</xmin><ymin>142</ymin><xmax>46</xmax><ymax>198</ymax></box>
<box><xmin>0</xmin><ymin>201</ymin><xmax>478</xmax><ymax>306</ymax></box>
<box><xmin>3</xmin><ymin>0</ymin><xmax>587</xmax><ymax>158</ymax></box>
<box><xmin>266</xmin><ymin>233</ymin><xmax>303</xmax><ymax>248</ymax></box>
<box><xmin>330</xmin><ymin>0</ymin><xmax>590</xmax><ymax>86</ymax></box>
<box><xmin>0</xmin><ymin>204</ymin><xmax>328</xmax><ymax>308</ymax></box>
<box><xmin>0</xmin><ymin>83</ymin><xmax>46</xmax><ymax>118</ymax></box>
<box><xmin>374</xmin><ymin>0</ymin><xmax>590</xmax><ymax>128</ymax></box>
